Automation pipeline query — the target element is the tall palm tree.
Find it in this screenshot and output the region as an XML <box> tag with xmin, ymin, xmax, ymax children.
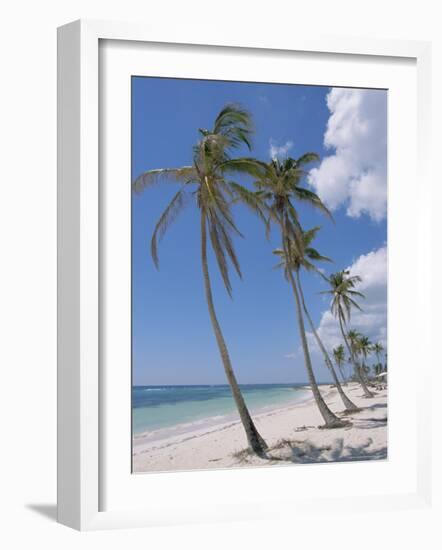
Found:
<box><xmin>274</xmin><ymin>229</ymin><xmax>358</xmax><ymax>413</ymax></box>
<box><xmin>253</xmin><ymin>156</ymin><xmax>347</xmax><ymax>428</ymax></box>
<box><xmin>322</xmin><ymin>272</ymin><xmax>374</xmax><ymax>398</ymax></box>
<box><xmin>133</xmin><ymin>104</ymin><xmax>268</xmax><ymax>455</ymax></box>
<box><xmin>333</xmin><ymin>344</ymin><xmax>347</xmax><ymax>384</ymax></box>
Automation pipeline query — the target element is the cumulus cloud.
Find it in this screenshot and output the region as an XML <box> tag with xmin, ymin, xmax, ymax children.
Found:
<box><xmin>284</xmin><ymin>246</ymin><xmax>387</xmax><ymax>373</ymax></box>
<box><xmin>316</xmin><ymin>246</ymin><xmax>387</xmax><ymax>352</ymax></box>
<box><xmin>308</xmin><ymin>88</ymin><xmax>387</xmax><ymax>222</ymax></box>
<box><xmin>269</xmin><ymin>139</ymin><xmax>293</xmax><ymax>160</ymax></box>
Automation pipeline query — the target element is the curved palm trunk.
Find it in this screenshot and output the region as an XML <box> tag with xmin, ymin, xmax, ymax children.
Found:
<box><xmin>335</xmin><ymin>360</ymin><xmax>347</xmax><ymax>385</ymax></box>
<box><xmin>296</xmin><ymin>272</ymin><xmax>358</xmax><ymax>413</ymax></box>
<box><xmin>360</xmin><ymin>359</ymin><xmax>370</xmax><ymax>383</ymax></box>
<box><xmin>338</xmin><ymin>316</ymin><xmax>374</xmax><ymax>398</ymax></box>
<box><xmin>282</xmin><ymin>239</ymin><xmax>345</xmax><ymax>428</ymax></box>
<box><xmin>200</xmin><ymin>213</ymin><xmax>267</xmax><ymax>456</ymax></box>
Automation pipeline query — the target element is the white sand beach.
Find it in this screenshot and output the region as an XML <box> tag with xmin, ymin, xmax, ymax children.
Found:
<box><xmin>132</xmin><ymin>383</ymin><xmax>387</xmax><ymax>473</ymax></box>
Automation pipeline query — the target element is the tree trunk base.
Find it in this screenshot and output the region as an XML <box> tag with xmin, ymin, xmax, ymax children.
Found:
<box><xmin>318</xmin><ymin>418</ymin><xmax>352</xmax><ymax>429</ymax></box>
<box><xmin>341</xmin><ymin>406</ymin><xmax>361</xmax><ymax>415</ymax></box>
<box><xmin>246</xmin><ymin>426</ymin><xmax>268</xmax><ymax>457</ymax></box>
<box><xmin>339</xmin><ymin>392</ymin><xmax>359</xmax><ymax>412</ymax></box>
<box><xmin>362</xmin><ymin>392</ymin><xmax>376</xmax><ymax>398</ymax></box>
<box><xmin>248</xmin><ymin>446</ymin><xmax>268</xmax><ymax>459</ymax></box>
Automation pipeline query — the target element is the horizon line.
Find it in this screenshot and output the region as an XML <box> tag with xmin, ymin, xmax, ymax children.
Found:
<box><xmin>132</xmin><ymin>381</ymin><xmax>334</xmax><ymax>387</ymax></box>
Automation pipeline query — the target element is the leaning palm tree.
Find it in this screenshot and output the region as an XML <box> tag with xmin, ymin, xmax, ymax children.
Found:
<box><xmin>253</xmin><ymin>156</ymin><xmax>347</xmax><ymax>428</ymax></box>
<box><xmin>133</xmin><ymin>104</ymin><xmax>268</xmax><ymax>455</ymax></box>
<box><xmin>322</xmin><ymin>271</ymin><xmax>374</xmax><ymax>398</ymax></box>
<box><xmin>333</xmin><ymin>344</ymin><xmax>347</xmax><ymax>384</ymax></box>
<box><xmin>274</xmin><ymin>228</ymin><xmax>358</xmax><ymax>412</ymax></box>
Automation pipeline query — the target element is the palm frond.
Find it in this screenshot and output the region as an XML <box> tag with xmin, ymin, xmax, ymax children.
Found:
<box><xmin>305</xmin><ymin>247</ymin><xmax>332</xmax><ymax>263</ymax></box>
<box><xmin>207</xmin><ymin>187</ymin><xmax>243</xmax><ymax>238</ymax></box>
<box><xmin>292</xmin><ymin>186</ymin><xmax>333</xmax><ymax>220</ymax></box>
<box><xmin>347</xmin><ymin>289</ymin><xmax>365</xmax><ymax>298</ymax></box>
<box><xmin>217</xmin><ymin>221</ymin><xmax>242</xmax><ymax>280</ymax></box>
<box><xmin>208</xmin><ymin>218</ymin><xmax>233</xmax><ymax>296</ymax></box>
<box><xmin>220</xmin><ymin>157</ymin><xmax>268</xmax><ymax>178</ymax></box>
<box><xmin>302</xmin><ymin>226</ymin><xmax>321</xmax><ymax>245</ymax></box>
<box><xmin>295</xmin><ymin>152</ymin><xmax>320</xmax><ymax>166</ymax></box>
<box><xmin>150</xmin><ymin>189</ymin><xmax>190</xmax><ymax>268</ymax></box>
<box><xmin>212</xmin><ymin>104</ymin><xmax>253</xmax><ymax>150</ymax></box>
<box><xmin>133</xmin><ymin>166</ymin><xmax>195</xmax><ymax>193</ymax></box>
<box><xmin>347</xmin><ymin>296</ymin><xmax>363</xmax><ymax>312</ymax></box>
<box><xmin>227</xmin><ymin>181</ymin><xmax>271</xmax><ymax>229</ymax></box>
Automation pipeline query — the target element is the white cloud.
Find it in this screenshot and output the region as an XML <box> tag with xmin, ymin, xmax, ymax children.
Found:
<box><xmin>269</xmin><ymin>139</ymin><xmax>293</xmax><ymax>160</ymax></box>
<box><xmin>308</xmin><ymin>88</ymin><xmax>387</xmax><ymax>222</ymax></box>
<box><xmin>316</xmin><ymin>246</ymin><xmax>387</xmax><ymax>352</ymax></box>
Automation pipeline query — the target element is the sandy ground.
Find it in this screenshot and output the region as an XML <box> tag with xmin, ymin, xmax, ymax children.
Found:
<box><xmin>132</xmin><ymin>382</ymin><xmax>388</xmax><ymax>473</ymax></box>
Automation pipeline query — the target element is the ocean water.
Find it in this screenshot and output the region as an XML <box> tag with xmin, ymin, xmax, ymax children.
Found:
<box><xmin>132</xmin><ymin>384</ymin><xmax>312</xmax><ymax>441</ymax></box>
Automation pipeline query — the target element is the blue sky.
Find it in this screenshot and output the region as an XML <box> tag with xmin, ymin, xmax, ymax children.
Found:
<box><xmin>132</xmin><ymin>77</ymin><xmax>387</xmax><ymax>385</ymax></box>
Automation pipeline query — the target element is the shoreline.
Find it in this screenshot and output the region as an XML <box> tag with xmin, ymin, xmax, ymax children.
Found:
<box><xmin>133</xmin><ymin>384</ymin><xmax>316</xmax><ymax>446</ymax></box>
<box><xmin>133</xmin><ymin>383</ymin><xmax>388</xmax><ymax>473</ymax></box>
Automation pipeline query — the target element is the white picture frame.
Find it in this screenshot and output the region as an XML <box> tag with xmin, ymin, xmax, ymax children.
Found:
<box><xmin>57</xmin><ymin>19</ymin><xmax>432</xmax><ymax>531</ymax></box>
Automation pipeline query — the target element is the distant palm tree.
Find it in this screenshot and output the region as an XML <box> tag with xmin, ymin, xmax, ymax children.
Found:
<box><xmin>322</xmin><ymin>272</ymin><xmax>374</xmax><ymax>398</ymax></box>
<box><xmin>133</xmin><ymin>104</ymin><xmax>268</xmax><ymax>455</ymax></box>
<box><xmin>274</xmin><ymin>228</ymin><xmax>358</xmax><ymax>412</ymax></box>
<box><xmin>373</xmin><ymin>342</ymin><xmax>385</xmax><ymax>372</ymax></box>
<box><xmin>373</xmin><ymin>363</ymin><xmax>382</xmax><ymax>377</ymax></box>
<box><xmin>356</xmin><ymin>335</ymin><xmax>373</xmax><ymax>381</ymax></box>
<box><xmin>333</xmin><ymin>344</ymin><xmax>347</xmax><ymax>384</ymax></box>
<box><xmin>253</xmin><ymin>156</ymin><xmax>347</xmax><ymax>428</ymax></box>
<box><xmin>347</xmin><ymin>329</ymin><xmax>375</xmax><ymax>396</ymax></box>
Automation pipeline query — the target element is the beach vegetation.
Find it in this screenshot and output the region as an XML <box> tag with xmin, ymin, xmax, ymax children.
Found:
<box><xmin>322</xmin><ymin>272</ymin><xmax>375</xmax><ymax>398</ymax></box>
<box><xmin>251</xmin><ymin>156</ymin><xmax>348</xmax><ymax>428</ymax></box>
<box><xmin>273</xmin><ymin>227</ymin><xmax>359</xmax><ymax>413</ymax></box>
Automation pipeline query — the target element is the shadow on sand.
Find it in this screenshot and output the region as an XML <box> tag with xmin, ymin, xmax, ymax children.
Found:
<box><xmin>232</xmin><ymin>402</ymin><xmax>388</xmax><ymax>466</ymax></box>
<box><xmin>268</xmin><ymin>437</ymin><xmax>387</xmax><ymax>464</ymax></box>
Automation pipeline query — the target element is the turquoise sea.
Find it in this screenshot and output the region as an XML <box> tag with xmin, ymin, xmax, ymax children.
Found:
<box><xmin>132</xmin><ymin>383</ymin><xmax>312</xmax><ymax>441</ymax></box>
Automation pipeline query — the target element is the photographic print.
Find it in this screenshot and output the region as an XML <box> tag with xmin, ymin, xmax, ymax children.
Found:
<box><xmin>131</xmin><ymin>77</ymin><xmax>387</xmax><ymax>474</ymax></box>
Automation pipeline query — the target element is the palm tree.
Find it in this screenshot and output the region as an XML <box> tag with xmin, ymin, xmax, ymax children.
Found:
<box><xmin>347</xmin><ymin>329</ymin><xmax>371</xmax><ymax>383</ymax></box>
<box><xmin>356</xmin><ymin>335</ymin><xmax>373</xmax><ymax>381</ymax></box>
<box><xmin>274</xmin><ymin>229</ymin><xmax>358</xmax><ymax>413</ymax></box>
<box><xmin>373</xmin><ymin>342</ymin><xmax>385</xmax><ymax>369</ymax></box>
<box><xmin>373</xmin><ymin>363</ymin><xmax>382</xmax><ymax>377</ymax></box>
<box><xmin>322</xmin><ymin>272</ymin><xmax>374</xmax><ymax>398</ymax></box>
<box><xmin>253</xmin><ymin>156</ymin><xmax>347</xmax><ymax>428</ymax></box>
<box><xmin>133</xmin><ymin>104</ymin><xmax>268</xmax><ymax>456</ymax></box>
<box><xmin>347</xmin><ymin>329</ymin><xmax>365</xmax><ymax>382</ymax></box>
<box><xmin>333</xmin><ymin>344</ymin><xmax>347</xmax><ymax>384</ymax></box>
